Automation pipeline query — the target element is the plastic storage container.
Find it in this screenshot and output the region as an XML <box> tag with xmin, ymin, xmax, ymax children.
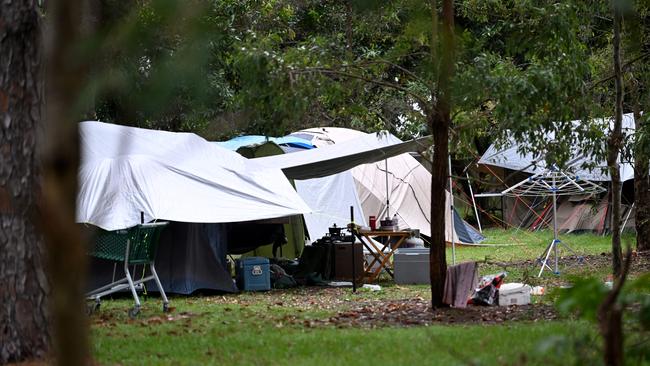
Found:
<box><xmin>394</xmin><ymin>248</ymin><xmax>430</xmax><ymax>284</ymax></box>
<box><xmin>236</xmin><ymin>257</ymin><xmax>270</xmax><ymax>291</ymax></box>
<box><xmin>498</xmin><ymin>283</ymin><xmax>531</xmax><ymax>306</ymax></box>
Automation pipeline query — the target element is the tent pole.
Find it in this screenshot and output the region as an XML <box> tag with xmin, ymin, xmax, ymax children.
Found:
<box><xmin>466</xmin><ymin>172</ymin><xmax>482</xmax><ymax>233</ymax></box>
<box><xmin>350</xmin><ymin>206</ymin><xmax>356</xmax><ymax>293</ymax></box>
<box><xmin>552</xmin><ymin>173</ymin><xmax>559</xmax><ymax>274</ymax></box>
<box><xmin>449</xmin><ymin>154</ymin><xmax>456</xmax><ymax>265</ymax></box>
<box><xmin>621</xmin><ymin>202</ymin><xmax>634</xmax><ymax>234</ymax></box>
<box><xmin>385</xmin><ymin>158</ymin><xmax>390</xmax><ymax>218</ymax></box>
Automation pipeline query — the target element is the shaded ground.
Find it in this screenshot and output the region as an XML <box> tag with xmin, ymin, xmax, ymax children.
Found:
<box><xmin>297</xmin><ymin>300</ymin><xmax>557</xmax><ymax>328</ymax></box>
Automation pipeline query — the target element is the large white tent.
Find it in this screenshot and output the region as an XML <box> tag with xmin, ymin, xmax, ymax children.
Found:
<box><xmin>275</xmin><ymin>127</ymin><xmax>483</xmax><ymax>244</ymax></box>
<box><xmin>77</xmin><ymin>121</ymin><xmax>311</xmax><ymax>231</ymax></box>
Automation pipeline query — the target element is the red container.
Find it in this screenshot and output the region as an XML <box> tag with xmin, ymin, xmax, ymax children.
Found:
<box><xmin>369</xmin><ymin>216</ymin><xmax>377</xmax><ymax>230</ymax></box>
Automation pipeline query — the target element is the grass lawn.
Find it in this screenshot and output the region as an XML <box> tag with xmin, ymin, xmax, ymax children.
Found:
<box><xmin>451</xmin><ymin>228</ymin><xmax>633</xmax><ymax>263</ymax></box>
<box><xmin>90</xmin><ymin>228</ymin><xmax>643</xmax><ymax>366</ymax></box>
<box><xmin>92</xmin><ymin>293</ymin><xmax>594</xmax><ymax>366</ymax></box>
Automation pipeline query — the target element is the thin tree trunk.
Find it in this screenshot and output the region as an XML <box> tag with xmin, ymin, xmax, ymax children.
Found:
<box><xmin>633</xmin><ymin>98</ymin><xmax>650</xmax><ymax>251</ymax></box>
<box><xmin>429</xmin><ymin>0</ymin><xmax>454</xmax><ymax>308</ymax></box>
<box><xmin>608</xmin><ymin>2</ymin><xmax>624</xmax><ymax>278</ymax></box>
<box><xmin>42</xmin><ymin>1</ymin><xmax>89</xmax><ymax>365</ymax></box>
<box><xmin>0</xmin><ymin>1</ymin><xmax>50</xmax><ymax>363</ymax></box>
<box><xmin>598</xmin><ymin>250</ymin><xmax>631</xmax><ymax>366</ymax></box>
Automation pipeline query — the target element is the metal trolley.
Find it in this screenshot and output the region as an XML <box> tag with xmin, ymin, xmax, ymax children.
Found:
<box><xmin>86</xmin><ymin>222</ymin><xmax>169</xmax><ymax>317</ymax></box>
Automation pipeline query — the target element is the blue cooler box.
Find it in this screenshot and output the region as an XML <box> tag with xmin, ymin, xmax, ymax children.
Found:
<box><xmin>236</xmin><ymin>257</ymin><xmax>270</xmax><ymax>291</ymax></box>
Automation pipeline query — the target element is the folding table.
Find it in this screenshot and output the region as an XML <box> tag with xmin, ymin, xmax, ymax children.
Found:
<box><xmin>353</xmin><ymin>230</ymin><xmax>410</xmax><ymax>282</ymax></box>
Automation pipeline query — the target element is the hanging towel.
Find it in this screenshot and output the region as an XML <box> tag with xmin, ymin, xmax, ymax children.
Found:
<box><xmin>443</xmin><ymin>261</ymin><xmax>478</xmax><ymax>308</ymax></box>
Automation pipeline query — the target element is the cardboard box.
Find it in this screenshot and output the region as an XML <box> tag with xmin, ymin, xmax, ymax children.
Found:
<box><xmin>332</xmin><ymin>242</ymin><xmax>364</xmax><ymax>281</ymax></box>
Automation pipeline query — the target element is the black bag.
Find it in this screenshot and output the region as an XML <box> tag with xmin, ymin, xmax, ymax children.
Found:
<box><xmin>270</xmin><ymin>264</ymin><xmax>297</xmax><ymax>289</ymax></box>
<box><xmin>470</xmin><ymin>273</ymin><xmax>506</xmax><ymax>306</ymax></box>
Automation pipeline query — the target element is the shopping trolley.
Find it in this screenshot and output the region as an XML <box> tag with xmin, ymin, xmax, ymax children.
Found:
<box><xmin>86</xmin><ymin>222</ymin><xmax>169</xmax><ymax>317</ymax></box>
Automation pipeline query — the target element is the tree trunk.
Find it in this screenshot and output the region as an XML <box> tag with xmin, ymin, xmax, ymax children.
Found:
<box><xmin>429</xmin><ymin>117</ymin><xmax>449</xmax><ymax>307</ymax></box>
<box><xmin>0</xmin><ymin>1</ymin><xmax>51</xmax><ymax>363</ymax></box>
<box><xmin>600</xmin><ymin>306</ymin><xmax>624</xmax><ymax>366</ymax></box>
<box><xmin>42</xmin><ymin>1</ymin><xmax>89</xmax><ymax>365</ymax></box>
<box><xmin>429</xmin><ymin>0</ymin><xmax>454</xmax><ymax>308</ymax></box>
<box><xmin>608</xmin><ymin>3</ymin><xmax>624</xmax><ymax>278</ymax></box>
<box><xmin>598</xmin><ymin>250</ymin><xmax>631</xmax><ymax>366</ymax></box>
<box><xmin>634</xmin><ymin>105</ymin><xmax>650</xmax><ymax>251</ymax></box>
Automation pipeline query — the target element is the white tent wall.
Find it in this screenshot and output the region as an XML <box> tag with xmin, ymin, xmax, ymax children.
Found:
<box><xmin>294</xmin><ymin>171</ymin><xmax>367</xmax><ymax>240</ymax></box>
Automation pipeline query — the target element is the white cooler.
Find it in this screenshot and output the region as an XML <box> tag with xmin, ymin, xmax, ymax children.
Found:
<box><xmin>498</xmin><ymin>283</ymin><xmax>531</xmax><ymax>306</ymax></box>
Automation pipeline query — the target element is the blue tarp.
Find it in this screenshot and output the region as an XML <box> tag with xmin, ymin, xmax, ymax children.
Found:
<box><xmin>216</xmin><ymin>135</ymin><xmax>315</xmax><ymax>151</ymax></box>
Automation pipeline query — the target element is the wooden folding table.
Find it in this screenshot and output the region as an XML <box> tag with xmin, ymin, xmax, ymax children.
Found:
<box><xmin>354</xmin><ymin>230</ymin><xmax>410</xmax><ymax>282</ymax></box>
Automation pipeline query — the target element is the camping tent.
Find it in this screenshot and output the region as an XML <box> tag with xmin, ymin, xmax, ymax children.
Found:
<box><xmin>281</xmin><ymin>127</ymin><xmax>484</xmax><ymax>244</ymax></box>
<box><xmin>477</xmin><ymin>113</ymin><xmax>636</xmax><ymax>233</ymax></box>
<box><xmin>217</xmin><ymin>135</ymin><xmax>370</xmax><ymax>242</ymax></box>
<box><xmin>80</xmin><ymin>122</ymin><xmax>311</xmax><ymax>294</ymax></box>
<box><xmin>478</xmin><ymin>113</ymin><xmax>636</xmax><ymax>182</ymax></box>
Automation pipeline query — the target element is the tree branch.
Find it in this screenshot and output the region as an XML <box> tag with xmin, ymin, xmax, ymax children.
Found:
<box><xmin>364</xmin><ymin>59</ymin><xmax>431</xmax><ymax>88</ymax></box>
<box><xmin>590</xmin><ymin>52</ymin><xmax>650</xmax><ymax>90</ymax></box>
<box><xmin>291</xmin><ymin>67</ymin><xmax>432</xmax><ymax>112</ymax></box>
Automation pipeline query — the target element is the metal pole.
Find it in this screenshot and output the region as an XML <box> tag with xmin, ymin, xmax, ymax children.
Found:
<box><xmin>350</xmin><ymin>206</ymin><xmax>356</xmax><ymax>293</ymax></box>
<box><xmin>552</xmin><ymin>174</ymin><xmax>559</xmax><ymax>274</ymax></box>
<box><xmin>621</xmin><ymin>202</ymin><xmax>634</xmax><ymax>234</ymax></box>
<box><xmin>385</xmin><ymin>159</ymin><xmax>390</xmax><ymax>218</ymax></box>
<box><xmin>449</xmin><ymin>155</ymin><xmax>456</xmax><ymax>265</ymax></box>
<box><xmin>466</xmin><ymin>172</ymin><xmax>482</xmax><ymax>233</ymax></box>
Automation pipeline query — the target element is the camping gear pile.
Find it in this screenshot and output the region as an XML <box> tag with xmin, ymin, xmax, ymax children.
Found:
<box><xmin>468</xmin><ymin>272</ymin><xmax>507</xmax><ymax>306</ymax></box>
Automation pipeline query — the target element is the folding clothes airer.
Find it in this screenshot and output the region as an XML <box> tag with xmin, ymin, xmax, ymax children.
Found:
<box><xmin>476</xmin><ymin>165</ymin><xmax>606</xmax><ymax>276</ymax></box>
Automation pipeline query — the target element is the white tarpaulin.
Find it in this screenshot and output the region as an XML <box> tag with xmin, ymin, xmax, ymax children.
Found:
<box><xmin>478</xmin><ymin>113</ymin><xmax>636</xmax><ymax>181</ymax></box>
<box><xmin>77</xmin><ymin>121</ymin><xmax>311</xmax><ymax>231</ymax></box>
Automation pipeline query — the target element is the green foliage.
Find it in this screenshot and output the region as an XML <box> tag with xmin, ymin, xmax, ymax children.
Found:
<box><xmin>86</xmin><ymin>0</ymin><xmax>648</xmax><ymax>172</ymax></box>
<box><xmin>554</xmin><ymin>272</ymin><xmax>650</xmax><ymax>365</ymax></box>
<box><xmin>89</xmin><ymin>0</ymin><xmax>241</xmax><ymax>133</ymax></box>
<box><xmin>455</xmin><ymin>1</ymin><xmax>598</xmax><ymax>167</ymax></box>
<box><xmin>556</xmin><ymin>277</ymin><xmax>609</xmax><ymax>321</ymax></box>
